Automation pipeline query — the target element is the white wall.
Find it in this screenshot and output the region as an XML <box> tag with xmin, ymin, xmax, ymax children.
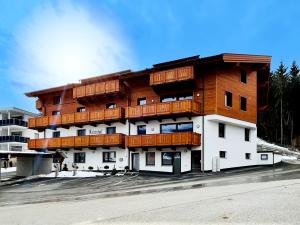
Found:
<box><xmin>257</xmin><ymin>152</ymin><xmax>282</xmax><ymax>165</ymax></box>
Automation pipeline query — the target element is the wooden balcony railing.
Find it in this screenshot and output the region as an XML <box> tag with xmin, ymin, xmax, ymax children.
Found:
<box><xmin>73</xmin><ymin>80</ymin><xmax>123</xmax><ymax>99</ymax></box>
<box><xmin>126</xmin><ymin>132</ymin><xmax>201</xmax><ymax>148</ymax></box>
<box><xmin>28</xmin><ymin>134</ymin><xmax>126</xmax><ymax>149</ymax></box>
<box><xmin>150</xmin><ymin>66</ymin><xmax>194</xmax><ymax>86</ymax></box>
<box><xmin>28</xmin><ymin>108</ymin><xmax>125</xmax><ymax>129</ymax></box>
<box><xmin>126</xmin><ymin>100</ymin><xmax>201</xmax><ymax>121</ymax></box>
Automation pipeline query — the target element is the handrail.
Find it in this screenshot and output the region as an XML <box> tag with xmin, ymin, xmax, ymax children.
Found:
<box><xmin>0</xmin><ymin>119</ymin><xmax>28</xmax><ymax>127</ymax></box>
<box><xmin>0</xmin><ymin>136</ymin><xmax>29</xmax><ymax>143</ymax></box>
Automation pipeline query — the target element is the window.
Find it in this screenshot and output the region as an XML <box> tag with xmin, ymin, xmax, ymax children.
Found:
<box><xmin>240</xmin><ymin>97</ymin><xmax>247</xmax><ymax>111</ymax></box>
<box><xmin>219</xmin><ymin>123</ymin><xmax>225</xmax><ymax>138</ymax></box>
<box><xmin>160</xmin><ymin>122</ymin><xmax>193</xmax><ymax>134</ymax></box>
<box><xmin>137</xmin><ymin>98</ymin><xmax>147</xmax><ymax>106</ymax></box>
<box><xmin>106</xmin><ymin>103</ymin><xmax>116</xmax><ymax>109</ymax></box>
<box><xmin>10</xmin><ymin>146</ymin><xmax>22</xmax><ymax>152</ymax></box>
<box><xmin>245</xmin><ymin>128</ymin><xmax>250</xmax><ymax>142</ymax></box>
<box><xmin>103</xmin><ymin>151</ymin><xmax>116</xmax><ymax>162</ymax></box>
<box><xmin>245</xmin><ymin>153</ymin><xmax>251</xmax><ymax>160</ymax></box>
<box><xmin>240</xmin><ymin>69</ymin><xmax>247</xmax><ymax>83</ymax></box>
<box><xmin>219</xmin><ymin>151</ymin><xmax>227</xmax><ymax>158</ymax></box>
<box><xmin>106</xmin><ymin>127</ymin><xmax>116</xmax><ymax>134</ymax></box>
<box><xmin>261</xmin><ymin>154</ymin><xmax>268</xmax><ymax>160</ymax></box>
<box><xmin>11</xmin><ymin>132</ymin><xmax>22</xmax><ymax>136</ymax></box>
<box><xmin>74</xmin><ymin>153</ymin><xmax>85</xmax><ymax>163</ymax></box>
<box><xmin>146</xmin><ymin>152</ymin><xmax>155</xmax><ymax>166</ymax></box>
<box><xmin>225</xmin><ymin>91</ymin><xmax>232</xmax><ymax>107</ymax></box>
<box><xmin>161</xmin><ymin>152</ymin><xmax>173</xmax><ymax>165</ymax></box>
<box><xmin>161</xmin><ymin>93</ymin><xmax>193</xmax><ymax>103</ymax></box>
<box><xmin>77</xmin><ymin>107</ymin><xmax>86</xmax><ymax>112</ymax></box>
<box><xmin>53</xmin><ymin>131</ymin><xmax>60</xmax><ymax>138</ymax></box>
<box><xmin>137</xmin><ymin>125</ymin><xmax>146</xmax><ymax>135</ymax></box>
<box><xmin>77</xmin><ymin>129</ymin><xmax>86</xmax><ymax>136</ymax></box>
<box><xmin>52</xmin><ymin>111</ymin><xmax>61</xmax><ymax>115</ymax></box>
<box><xmin>53</xmin><ymin>96</ymin><xmax>61</xmax><ymax>105</ymax></box>
<box><xmin>34</xmin><ymin>133</ymin><xmax>39</xmax><ymax>139</ymax></box>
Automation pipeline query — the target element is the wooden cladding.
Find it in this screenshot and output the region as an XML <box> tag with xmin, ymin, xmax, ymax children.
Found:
<box><xmin>73</xmin><ymin>80</ymin><xmax>122</xmax><ymax>99</ymax></box>
<box><xmin>28</xmin><ymin>134</ymin><xmax>126</xmax><ymax>149</ymax></box>
<box><xmin>36</xmin><ymin>99</ymin><xmax>43</xmax><ymax>110</ymax></box>
<box><xmin>126</xmin><ymin>100</ymin><xmax>201</xmax><ymax>120</ymax></box>
<box><xmin>28</xmin><ymin>108</ymin><xmax>125</xmax><ymax>129</ymax></box>
<box><xmin>150</xmin><ymin>66</ymin><xmax>194</xmax><ymax>86</ymax></box>
<box><xmin>126</xmin><ymin>132</ymin><xmax>201</xmax><ymax>148</ymax></box>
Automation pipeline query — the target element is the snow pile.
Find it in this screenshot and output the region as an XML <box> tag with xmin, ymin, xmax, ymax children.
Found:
<box><xmin>257</xmin><ymin>138</ymin><xmax>300</xmax><ymax>157</ymax></box>
<box><xmin>0</xmin><ymin>167</ymin><xmax>16</xmax><ymax>173</ymax></box>
<box><xmin>44</xmin><ymin>171</ymin><xmax>105</xmax><ymax>178</ymax></box>
<box><xmin>282</xmin><ymin>155</ymin><xmax>298</xmax><ymax>161</ymax></box>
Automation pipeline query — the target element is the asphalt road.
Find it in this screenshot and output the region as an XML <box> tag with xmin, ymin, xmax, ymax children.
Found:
<box><xmin>1</xmin><ymin>163</ymin><xmax>300</xmax><ymax>225</ymax></box>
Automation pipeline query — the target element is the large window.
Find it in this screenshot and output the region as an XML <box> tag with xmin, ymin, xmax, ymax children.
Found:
<box><xmin>225</xmin><ymin>91</ymin><xmax>232</xmax><ymax>107</ymax></box>
<box><xmin>74</xmin><ymin>153</ymin><xmax>85</xmax><ymax>163</ymax></box>
<box><xmin>137</xmin><ymin>125</ymin><xmax>146</xmax><ymax>135</ymax></box>
<box><xmin>146</xmin><ymin>152</ymin><xmax>155</xmax><ymax>166</ymax></box>
<box><xmin>161</xmin><ymin>93</ymin><xmax>193</xmax><ymax>103</ymax></box>
<box><xmin>53</xmin><ymin>131</ymin><xmax>60</xmax><ymax>138</ymax></box>
<box><xmin>106</xmin><ymin>103</ymin><xmax>116</xmax><ymax>109</ymax></box>
<box><xmin>240</xmin><ymin>69</ymin><xmax>247</xmax><ymax>84</ymax></box>
<box><xmin>103</xmin><ymin>151</ymin><xmax>116</xmax><ymax>163</ymax></box>
<box><xmin>137</xmin><ymin>97</ymin><xmax>147</xmax><ymax>106</ymax></box>
<box><xmin>160</xmin><ymin>122</ymin><xmax>193</xmax><ymax>134</ymax></box>
<box><xmin>77</xmin><ymin>129</ymin><xmax>86</xmax><ymax>136</ymax></box>
<box><xmin>106</xmin><ymin>127</ymin><xmax>116</xmax><ymax>134</ymax></box>
<box><xmin>240</xmin><ymin>96</ymin><xmax>247</xmax><ymax>111</ymax></box>
<box><xmin>218</xmin><ymin>123</ymin><xmax>225</xmax><ymax>138</ymax></box>
<box><xmin>53</xmin><ymin>96</ymin><xmax>62</xmax><ymax>105</ymax></box>
<box><xmin>245</xmin><ymin>128</ymin><xmax>250</xmax><ymax>142</ymax></box>
<box><xmin>161</xmin><ymin>152</ymin><xmax>173</xmax><ymax>165</ymax></box>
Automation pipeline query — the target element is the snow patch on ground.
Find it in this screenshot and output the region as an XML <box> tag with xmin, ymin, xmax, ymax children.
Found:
<box><xmin>1</xmin><ymin>167</ymin><xmax>16</xmax><ymax>173</ymax></box>
<box><xmin>282</xmin><ymin>155</ymin><xmax>298</xmax><ymax>161</ymax></box>
<box><xmin>43</xmin><ymin>171</ymin><xmax>125</xmax><ymax>178</ymax></box>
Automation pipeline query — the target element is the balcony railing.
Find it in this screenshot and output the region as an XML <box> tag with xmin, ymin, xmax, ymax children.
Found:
<box><xmin>150</xmin><ymin>66</ymin><xmax>194</xmax><ymax>86</ymax></box>
<box><xmin>73</xmin><ymin>80</ymin><xmax>123</xmax><ymax>99</ymax></box>
<box><xmin>126</xmin><ymin>132</ymin><xmax>201</xmax><ymax>148</ymax></box>
<box><xmin>0</xmin><ymin>136</ymin><xmax>29</xmax><ymax>143</ymax></box>
<box><xmin>0</xmin><ymin>119</ymin><xmax>28</xmax><ymax>127</ymax></box>
<box><xmin>28</xmin><ymin>134</ymin><xmax>126</xmax><ymax>149</ymax></box>
<box><xmin>28</xmin><ymin>108</ymin><xmax>125</xmax><ymax>129</ymax></box>
<box><xmin>126</xmin><ymin>100</ymin><xmax>201</xmax><ymax>121</ymax></box>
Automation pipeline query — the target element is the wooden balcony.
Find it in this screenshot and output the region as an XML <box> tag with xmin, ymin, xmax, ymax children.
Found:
<box><xmin>28</xmin><ymin>108</ymin><xmax>125</xmax><ymax>129</ymax></box>
<box><xmin>150</xmin><ymin>66</ymin><xmax>194</xmax><ymax>86</ymax></box>
<box><xmin>73</xmin><ymin>80</ymin><xmax>123</xmax><ymax>99</ymax></box>
<box><xmin>28</xmin><ymin>134</ymin><xmax>126</xmax><ymax>149</ymax></box>
<box><xmin>126</xmin><ymin>100</ymin><xmax>201</xmax><ymax>122</ymax></box>
<box><xmin>126</xmin><ymin>132</ymin><xmax>201</xmax><ymax>148</ymax></box>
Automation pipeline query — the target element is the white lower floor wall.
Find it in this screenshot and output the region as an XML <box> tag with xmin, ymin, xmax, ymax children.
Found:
<box><xmin>257</xmin><ymin>152</ymin><xmax>282</xmax><ymax>165</ymax></box>
<box><xmin>130</xmin><ymin>148</ymin><xmax>192</xmax><ymax>174</ymax></box>
<box><xmin>59</xmin><ymin>147</ymin><xmax>129</xmax><ymax>171</ymax></box>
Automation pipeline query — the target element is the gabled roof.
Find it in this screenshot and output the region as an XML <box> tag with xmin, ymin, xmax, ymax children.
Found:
<box><xmin>200</xmin><ymin>53</ymin><xmax>271</xmax><ymax>64</ymax></box>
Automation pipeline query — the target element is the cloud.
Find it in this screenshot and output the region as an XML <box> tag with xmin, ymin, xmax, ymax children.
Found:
<box><xmin>9</xmin><ymin>1</ymin><xmax>135</xmax><ymax>90</ymax></box>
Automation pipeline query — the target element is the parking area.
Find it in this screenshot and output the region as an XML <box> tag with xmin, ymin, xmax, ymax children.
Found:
<box><xmin>1</xmin><ymin>163</ymin><xmax>300</xmax><ymax>207</ymax></box>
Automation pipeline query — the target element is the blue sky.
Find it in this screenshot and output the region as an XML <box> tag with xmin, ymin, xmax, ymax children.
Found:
<box><xmin>1</xmin><ymin>0</ymin><xmax>300</xmax><ymax>112</ymax></box>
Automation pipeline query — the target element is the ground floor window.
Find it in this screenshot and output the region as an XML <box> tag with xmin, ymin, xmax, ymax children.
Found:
<box><xmin>103</xmin><ymin>151</ymin><xmax>116</xmax><ymax>162</ymax></box>
<box><xmin>245</xmin><ymin>153</ymin><xmax>251</xmax><ymax>160</ymax></box>
<box><xmin>146</xmin><ymin>152</ymin><xmax>155</xmax><ymax>166</ymax></box>
<box><xmin>261</xmin><ymin>154</ymin><xmax>268</xmax><ymax>160</ymax></box>
<box><xmin>219</xmin><ymin>151</ymin><xmax>227</xmax><ymax>158</ymax></box>
<box><xmin>74</xmin><ymin>152</ymin><xmax>85</xmax><ymax>163</ymax></box>
<box><xmin>161</xmin><ymin>152</ymin><xmax>173</xmax><ymax>165</ymax></box>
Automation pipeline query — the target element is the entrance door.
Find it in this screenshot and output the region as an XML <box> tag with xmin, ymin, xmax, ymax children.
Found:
<box><xmin>191</xmin><ymin>151</ymin><xmax>201</xmax><ymax>172</ymax></box>
<box><xmin>173</xmin><ymin>152</ymin><xmax>181</xmax><ymax>175</ymax></box>
<box><xmin>132</xmin><ymin>153</ymin><xmax>140</xmax><ymax>171</ymax></box>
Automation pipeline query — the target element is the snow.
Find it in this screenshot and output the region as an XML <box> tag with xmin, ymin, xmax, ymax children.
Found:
<box><xmin>282</xmin><ymin>155</ymin><xmax>298</xmax><ymax>161</ymax></box>
<box><xmin>43</xmin><ymin>171</ymin><xmax>125</xmax><ymax>178</ymax></box>
<box><xmin>0</xmin><ymin>167</ymin><xmax>16</xmax><ymax>173</ymax></box>
<box><xmin>257</xmin><ymin>138</ymin><xmax>300</xmax><ymax>156</ymax></box>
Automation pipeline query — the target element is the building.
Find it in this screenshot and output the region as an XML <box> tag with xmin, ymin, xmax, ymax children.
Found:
<box><xmin>0</xmin><ymin>107</ymin><xmax>39</xmax><ymax>167</ymax></box>
<box><xmin>25</xmin><ymin>53</ymin><xmax>271</xmax><ymax>175</ymax></box>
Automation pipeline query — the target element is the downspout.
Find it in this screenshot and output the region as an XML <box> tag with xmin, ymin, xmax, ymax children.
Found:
<box><xmin>201</xmin><ymin>67</ymin><xmax>205</xmax><ymax>173</ymax></box>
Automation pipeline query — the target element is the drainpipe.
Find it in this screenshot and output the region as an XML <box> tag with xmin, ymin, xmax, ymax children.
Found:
<box><xmin>201</xmin><ymin>68</ymin><xmax>205</xmax><ymax>173</ymax></box>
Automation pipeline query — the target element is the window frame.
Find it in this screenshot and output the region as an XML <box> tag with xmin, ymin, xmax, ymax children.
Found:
<box><xmin>161</xmin><ymin>152</ymin><xmax>174</xmax><ymax>166</ymax></box>
<box><xmin>77</xmin><ymin>129</ymin><xmax>86</xmax><ymax>136</ymax></box>
<box><xmin>53</xmin><ymin>96</ymin><xmax>62</xmax><ymax>105</ymax></box>
<box><xmin>53</xmin><ymin>131</ymin><xmax>60</xmax><ymax>138</ymax></box>
<box><xmin>137</xmin><ymin>97</ymin><xmax>147</xmax><ymax>106</ymax></box>
<box><xmin>245</xmin><ymin>128</ymin><xmax>250</xmax><ymax>142</ymax></box>
<box><xmin>145</xmin><ymin>152</ymin><xmax>155</xmax><ymax>166</ymax></box>
<box><xmin>218</xmin><ymin>123</ymin><xmax>225</xmax><ymax>138</ymax></box>
<box><xmin>219</xmin><ymin>151</ymin><xmax>227</xmax><ymax>159</ymax></box>
<box><xmin>240</xmin><ymin>96</ymin><xmax>247</xmax><ymax>111</ymax></box>
<box><xmin>261</xmin><ymin>154</ymin><xmax>268</xmax><ymax>160</ymax></box>
<box><xmin>103</xmin><ymin>151</ymin><xmax>116</xmax><ymax>163</ymax></box>
<box><xmin>106</xmin><ymin>126</ymin><xmax>116</xmax><ymax>134</ymax></box>
<box><xmin>245</xmin><ymin>153</ymin><xmax>251</xmax><ymax>160</ymax></box>
<box><xmin>137</xmin><ymin>125</ymin><xmax>146</xmax><ymax>135</ymax></box>
<box><xmin>224</xmin><ymin>91</ymin><xmax>233</xmax><ymax>107</ymax></box>
<box><xmin>74</xmin><ymin>152</ymin><xmax>85</xmax><ymax>163</ymax></box>
<box><xmin>160</xmin><ymin>122</ymin><xmax>193</xmax><ymax>134</ymax></box>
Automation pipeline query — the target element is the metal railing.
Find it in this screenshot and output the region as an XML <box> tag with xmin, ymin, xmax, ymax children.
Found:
<box><xmin>0</xmin><ymin>136</ymin><xmax>29</xmax><ymax>143</ymax></box>
<box><xmin>0</xmin><ymin>119</ymin><xmax>28</xmax><ymax>127</ymax></box>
